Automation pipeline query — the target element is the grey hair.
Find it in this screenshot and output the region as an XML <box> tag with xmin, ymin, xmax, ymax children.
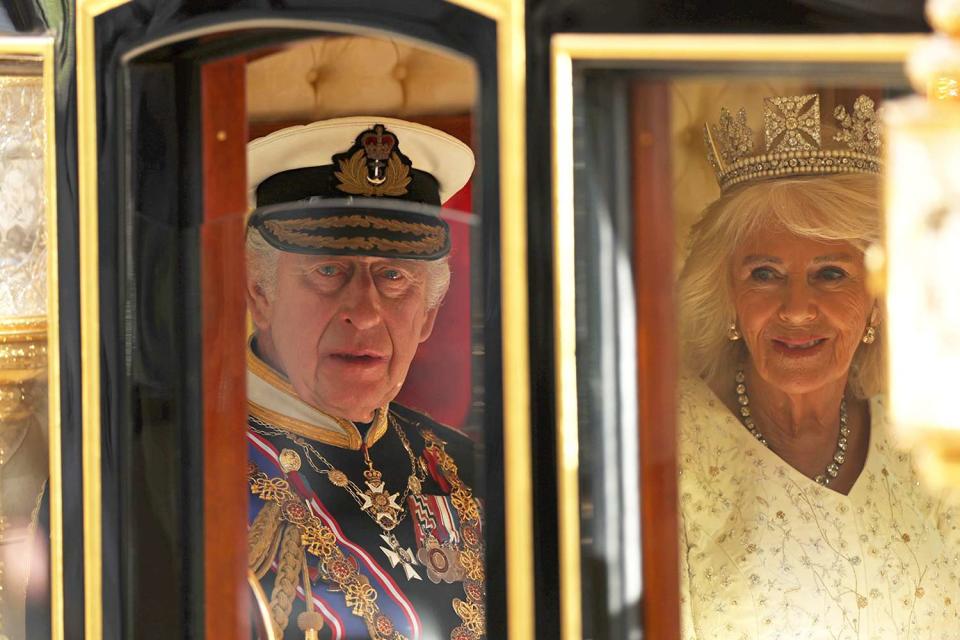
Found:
<box><xmin>246</xmin><ymin>228</ymin><xmax>281</xmax><ymax>299</ymax></box>
<box><xmin>245</xmin><ymin>228</ymin><xmax>451</xmax><ymax>309</ymax></box>
<box><xmin>422</xmin><ymin>258</ymin><xmax>452</xmax><ymax>309</ymax></box>
<box><xmin>677</xmin><ymin>173</ymin><xmax>884</xmax><ymax>399</ymax></box>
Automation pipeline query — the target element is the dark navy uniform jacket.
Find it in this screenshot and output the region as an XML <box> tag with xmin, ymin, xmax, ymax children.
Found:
<box><xmin>247</xmin><ymin>397</ymin><xmax>484</xmax><ymax>640</ymax></box>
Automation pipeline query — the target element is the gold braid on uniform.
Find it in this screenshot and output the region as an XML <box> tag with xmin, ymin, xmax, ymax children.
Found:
<box><xmin>249</xmin><ymin>501</ymin><xmax>282</xmax><ymax>575</ymax></box>
<box><xmin>258</xmin><ymin>511</ymin><xmax>287</xmax><ymax>581</ymax></box>
<box><xmin>270</xmin><ymin>524</ymin><xmax>306</xmax><ymax>634</ymax></box>
<box><xmin>248</xmin><ymin>466</ymin><xmax>409</xmax><ymax>640</ymax></box>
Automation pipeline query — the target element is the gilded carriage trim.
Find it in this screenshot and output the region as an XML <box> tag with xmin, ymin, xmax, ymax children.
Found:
<box><xmin>551</xmin><ymin>31</ymin><xmax>923</xmax><ymax>640</ymax></box>
<box><xmin>78</xmin><ymin>5</ymin><xmax>135</xmax><ymax>639</ymax></box>
<box><xmin>262</xmin><ymin>218</ymin><xmax>446</xmax><ymax>256</ymax></box>
<box><xmin>248</xmin><ymin>569</ymin><xmax>281</xmax><ymax>640</ymax></box>
<box><xmin>249</xmin><ymin>471</ymin><xmax>408</xmax><ymax>640</ymax></box>
<box><xmin>247</xmin><ymin>343</ymin><xmax>389</xmax><ymax>449</ymax></box>
<box><xmin>0</xmin><ymin>33</ymin><xmax>65</xmax><ymax>640</ymax></box>
<box><xmin>78</xmin><ymin>4</ymin><xmax>533</xmax><ymax>640</ymax></box>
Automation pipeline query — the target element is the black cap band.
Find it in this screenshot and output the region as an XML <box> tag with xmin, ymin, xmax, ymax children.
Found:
<box><xmin>256</xmin><ymin>165</ymin><xmax>441</xmax><ymax>208</ymax></box>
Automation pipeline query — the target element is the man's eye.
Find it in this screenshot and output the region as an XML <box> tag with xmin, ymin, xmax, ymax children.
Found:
<box><xmin>817</xmin><ymin>266</ymin><xmax>848</xmax><ymax>281</ymax></box>
<box><xmin>316</xmin><ymin>265</ymin><xmax>342</xmax><ymax>277</ymax></box>
<box><xmin>379</xmin><ymin>269</ymin><xmax>404</xmax><ymax>281</ymax></box>
<box><xmin>750</xmin><ymin>267</ymin><xmax>780</xmax><ymax>282</ymax></box>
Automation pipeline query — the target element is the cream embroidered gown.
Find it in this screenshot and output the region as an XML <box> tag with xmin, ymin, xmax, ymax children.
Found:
<box><xmin>678</xmin><ymin>375</ymin><xmax>960</xmax><ymax>640</ymax></box>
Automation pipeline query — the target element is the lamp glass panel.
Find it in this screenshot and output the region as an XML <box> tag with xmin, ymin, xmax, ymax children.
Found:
<box><xmin>885</xmin><ymin>98</ymin><xmax>960</xmax><ymax>435</ymax></box>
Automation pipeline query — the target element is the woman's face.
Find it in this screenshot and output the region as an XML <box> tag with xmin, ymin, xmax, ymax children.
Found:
<box><xmin>730</xmin><ymin>225</ymin><xmax>875</xmax><ymax>395</ymax></box>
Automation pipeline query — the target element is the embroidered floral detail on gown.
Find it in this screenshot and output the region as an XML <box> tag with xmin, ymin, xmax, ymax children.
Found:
<box><xmin>678</xmin><ymin>375</ymin><xmax>960</xmax><ymax>640</ymax></box>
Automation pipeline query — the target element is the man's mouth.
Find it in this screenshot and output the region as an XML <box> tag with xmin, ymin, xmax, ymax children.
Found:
<box><xmin>329</xmin><ymin>350</ymin><xmax>387</xmax><ymax>363</ymax></box>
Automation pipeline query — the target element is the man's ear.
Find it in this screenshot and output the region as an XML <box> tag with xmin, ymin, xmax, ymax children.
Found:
<box><xmin>418</xmin><ymin>305</ymin><xmax>440</xmax><ymax>344</ymax></box>
<box><xmin>246</xmin><ymin>273</ymin><xmax>272</xmax><ymax>331</ymax></box>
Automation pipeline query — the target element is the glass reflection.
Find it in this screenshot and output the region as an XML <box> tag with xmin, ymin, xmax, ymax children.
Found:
<box><xmin>242</xmin><ymin>35</ymin><xmax>486</xmax><ymax>640</ymax></box>
<box><xmin>672</xmin><ymin>83</ymin><xmax>960</xmax><ymax>640</ymax></box>
<box><xmin>0</xmin><ymin>71</ymin><xmax>49</xmax><ymax>640</ymax></box>
<box><xmin>569</xmin><ymin>61</ymin><xmax>960</xmax><ymax>639</ymax></box>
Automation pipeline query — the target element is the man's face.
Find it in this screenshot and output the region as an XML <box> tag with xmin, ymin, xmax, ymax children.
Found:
<box><xmin>249</xmin><ymin>253</ymin><xmax>439</xmax><ymax>422</ymax></box>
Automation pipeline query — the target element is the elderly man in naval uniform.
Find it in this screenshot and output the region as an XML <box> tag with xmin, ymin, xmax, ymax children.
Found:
<box><xmin>244</xmin><ymin>117</ymin><xmax>485</xmax><ymax>640</ymax></box>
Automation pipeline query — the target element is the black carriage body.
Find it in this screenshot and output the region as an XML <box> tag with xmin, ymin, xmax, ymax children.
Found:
<box><xmin>0</xmin><ymin>0</ymin><xmax>931</xmax><ymax>637</ymax></box>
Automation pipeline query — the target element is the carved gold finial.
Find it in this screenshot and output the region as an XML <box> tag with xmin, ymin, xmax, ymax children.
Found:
<box><xmin>906</xmin><ymin>0</ymin><xmax>960</xmax><ymax>101</ymax></box>
<box><xmin>927</xmin><ymin>0</ymin><xmax>960</xmax><ymax>37</ymax></box>
<box><xmin>907</xmin><ymin>36</ymin><xmax>960</xmax><ymax>101</ymax></box>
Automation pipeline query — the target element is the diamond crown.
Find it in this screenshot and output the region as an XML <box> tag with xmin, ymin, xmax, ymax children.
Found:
<box><xmin>703</xmin><ymin>93</ymin><xmax>882</xmax><ymax>192</ymax></box>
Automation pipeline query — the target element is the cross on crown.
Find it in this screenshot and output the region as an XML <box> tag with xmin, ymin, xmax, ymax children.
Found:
<box><xmin>703</xmin><ymin>93</ymin><xmax>883</xmax><ymax>192</ymax></box>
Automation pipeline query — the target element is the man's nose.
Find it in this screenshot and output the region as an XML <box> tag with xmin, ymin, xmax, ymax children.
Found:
<box><xmin>777</xmin><ymin>279</ymin><xmax>817</xmax><ymax>323</ymax></box>
<box><xmin>339</xmin><ymin>269</ymin><xmax>381</xmax><ymax>330</ymax></box>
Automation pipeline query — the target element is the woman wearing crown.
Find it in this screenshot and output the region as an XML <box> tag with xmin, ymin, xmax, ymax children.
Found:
<box><xmin>676</xmin><ymin>94</ymin><xmax>960</xmax><ymax>639</ymax></box>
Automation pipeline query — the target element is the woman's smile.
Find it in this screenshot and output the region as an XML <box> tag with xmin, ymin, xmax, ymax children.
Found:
<box><xmin>770</xmin><ymin>336</ymin><xmax>829</xmax><ymax>356</ymax></box>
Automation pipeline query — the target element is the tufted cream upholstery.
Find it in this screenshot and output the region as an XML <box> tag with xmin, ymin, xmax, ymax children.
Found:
<box><xmin>246</xmin><ymin>36</ymin><xmax>477</xmax><ymax>122</ymax></box>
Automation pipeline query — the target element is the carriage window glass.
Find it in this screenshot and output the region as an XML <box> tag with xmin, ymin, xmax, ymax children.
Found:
<box><xmin>565</xmin><ymin>48</ymin><xmax>925</xmax><ymax>638</ymax></box>
<box><xmin>241</xmin><ymin>35</ymin><xmax>488</xmax><ymax>639</ymax></box>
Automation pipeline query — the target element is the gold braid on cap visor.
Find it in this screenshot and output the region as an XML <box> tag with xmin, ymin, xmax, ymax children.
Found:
<box><xmin>261</xmin><ymin>214</ymin><xmax>448</xmax><ymax>257</ymax></box>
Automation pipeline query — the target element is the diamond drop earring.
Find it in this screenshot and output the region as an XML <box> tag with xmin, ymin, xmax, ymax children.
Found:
<box><xmin>728</xmin><ymin>322</ymin><xmax>741</xmax><ymax>341</ymax></box>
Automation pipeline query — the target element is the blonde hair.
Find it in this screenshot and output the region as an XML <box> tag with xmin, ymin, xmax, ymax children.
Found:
<box><xmin>678</xmin><ymin>173</ymin><xmax>884</xmax><ymax>398</ymax></box>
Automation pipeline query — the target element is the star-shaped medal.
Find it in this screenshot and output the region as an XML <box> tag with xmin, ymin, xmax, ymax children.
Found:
<box><xmin>359</xmin><ymin>479</ymin><xmax>404</xmax><ymax>531</ymax></box>
<box><xmin>379</xmin><ymin>533</ymin><xmax>422</xmax><ymax>581</ymax></box>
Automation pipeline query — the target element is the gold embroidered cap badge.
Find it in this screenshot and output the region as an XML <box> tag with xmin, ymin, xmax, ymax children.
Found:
<box><xmin>335</xmin><ymin>124</ymin><xmax>412</xmax><ymax>197</ymax></box>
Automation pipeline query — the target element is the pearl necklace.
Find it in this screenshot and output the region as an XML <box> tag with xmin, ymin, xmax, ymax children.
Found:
<box><xmin>734</xmin><ymin>370</ymin><xmax>850</xmax><ymax>486</ymax></box>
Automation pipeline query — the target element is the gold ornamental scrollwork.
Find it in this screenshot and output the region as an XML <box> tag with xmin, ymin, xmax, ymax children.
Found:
<box><xmin>0</xmin><ymin>318</ymin><xmax>46</xmax><ymax>422</ymax></box>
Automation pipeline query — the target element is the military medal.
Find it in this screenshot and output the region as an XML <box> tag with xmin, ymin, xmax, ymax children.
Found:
<box><xmin>250</xmin><ymin>413</ymin><xmax>436</xmax><ymax>583</ymax></box>
<box><xmin>408</xmin><ymin>492</ymin><xmax>468</xmax><ymax>584</ymax></box>
<box><xmin>416</xmin><ymin>536</ymin><xmax>465</xmax><ymax>584</ymax></box>
<box><xmin>359</xmin><ymin>468</ymin><xmax>405</xmax><ymax>531</ymax></box>
<box><xmin>356</xmin><ymin>438</ymin><xmax>430</xmax><ymax>578</ymax></box>
<box><xmin>420</xmin><ymin>430</ymin><xmax>487</xmax><ymax>640</ymax></box>
<box><xmin>379</xmin><ymin>533</ymin><xmax>422</xmax><ymax>581</ymax></box>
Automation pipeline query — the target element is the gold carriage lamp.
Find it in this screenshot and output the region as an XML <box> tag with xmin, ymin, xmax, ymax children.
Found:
<box><xmin>881</xmin><ymin>0</ymin><xmax>960</xmax><ymax>488</ymax></box>
<box><xmin>0</xmin><ymin>69</ymin><xmax>48</xmax><ymax>440</ymax></box>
